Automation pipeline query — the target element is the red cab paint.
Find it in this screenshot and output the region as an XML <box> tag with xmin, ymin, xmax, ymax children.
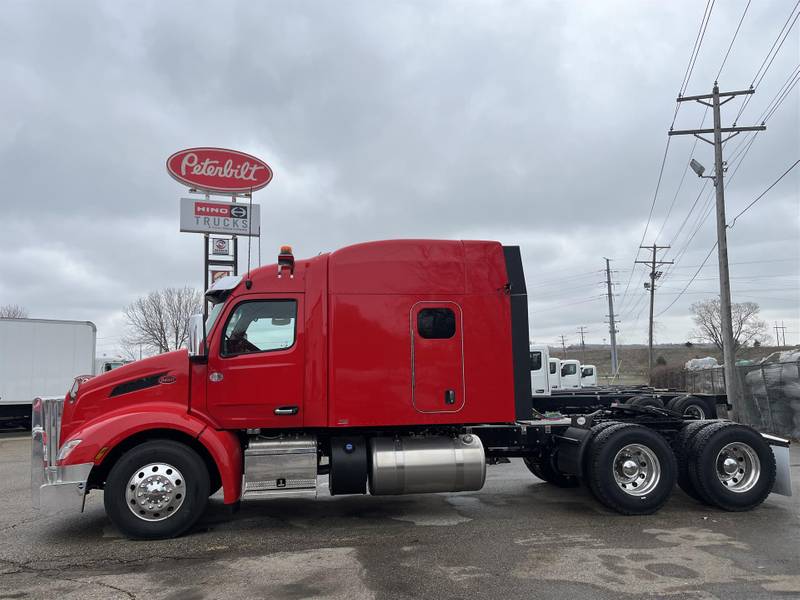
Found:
<box><xmin>166</xmin><ymin>147</ymin><xmax>273</xmax><ymax>193</ymax></box>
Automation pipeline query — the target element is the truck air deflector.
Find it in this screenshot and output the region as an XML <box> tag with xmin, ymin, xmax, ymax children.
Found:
<box><xmin>502</xmin><ymin>246</ymin><xmax>532</xmax><ymax>421</ymax></box>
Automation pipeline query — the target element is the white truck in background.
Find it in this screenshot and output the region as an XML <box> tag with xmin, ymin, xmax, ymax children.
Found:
<box><xmin>581</xmin><ymin>364</ymin><xmax>598</xmax><ymax>386</ymax></box>
<box><xmin>0</xmin><ymin>318</ymin><xmax>96</xmax><ymax>426</ymax></box>
<box><xmin>95</xmin><ymin>356</ymin><xmax>129</xmax><ymax>374</ymax></box>
<box><xmin>560</xmin><ymin>359</ymin><xmax>582</xmax><ymax>389</ymax></box>
<box><xmin>530</xmin><ymin>345</ymin><xmax>599</xmax><ymax>396</ymax></box>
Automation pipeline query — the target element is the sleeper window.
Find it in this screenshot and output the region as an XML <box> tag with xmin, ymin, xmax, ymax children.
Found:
<box><xmin>222</xmin><ymin>300</ymin><xmax>297</xmax><ymax>356</ymax></box>
<box><xmin>417</xmin><ymin>308</ymin><xmax>456</xmax><ymax>339</ymax></box>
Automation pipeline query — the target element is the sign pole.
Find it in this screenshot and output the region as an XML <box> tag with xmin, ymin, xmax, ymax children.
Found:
<box><xmin>231</xmin><ymin>195</ymin><xmax>239</xmax><ymax>276</ymax></box>
<box><xmin>203</xmin><ymin>233</ymin><xmax>210</xmax><ymax>320</ymax></box>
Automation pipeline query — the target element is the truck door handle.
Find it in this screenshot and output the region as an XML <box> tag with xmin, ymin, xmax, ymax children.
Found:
<box><xmin>445</xmin><ymin>390</ymin><xmax>456</xmax><ymax>405</ymax></box>
<box><xmin>274</xmin><ymin>406</ymin><xmax>299</xmax><ymax>416</ymax></box>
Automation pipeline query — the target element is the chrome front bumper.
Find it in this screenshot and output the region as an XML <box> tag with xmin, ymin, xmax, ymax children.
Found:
<box><xmin>31</xmin><ymin>397</ymin><xmax>93</xmax><ymax>513</ymax></box>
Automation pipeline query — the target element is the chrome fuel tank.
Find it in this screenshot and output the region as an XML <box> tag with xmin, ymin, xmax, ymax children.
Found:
<box><xmin>369</xmin><ymin>434</ymin><xmax>486</xmax><ymax>495</ymax></box>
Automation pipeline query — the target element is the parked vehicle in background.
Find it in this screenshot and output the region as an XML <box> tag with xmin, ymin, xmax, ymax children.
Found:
<box><xmin>581</xmin><ymin>364</ymin><xmax>597</xmax><ymax>387</ymax></box>
<box><xmin>560</xmin><ymin>359</ymin><xmax>581</xmax><ymax>389</ymax></box>
<box><xmin>95</xmin><ymin>357</ymin><xmax>129</xmax><ymax>374</ymax></box>
<box><xmin>530</xmin><ymin>344</ymin><xmax>549</xmax><ymax>395</ymax></box>
<box><xmin>1</xmin><ymin>318</ymin><xmax>96</xmax><ymax>426</ymax></box>
<box><xmin>548</xmin><ymin>357</ymin><xmax>561</xmax><ymax>390</ymax></box>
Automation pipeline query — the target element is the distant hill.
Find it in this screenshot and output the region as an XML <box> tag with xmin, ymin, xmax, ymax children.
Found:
<box><xmin>547</xmin><ymin>344</ymin><xmax>797</xmax><ymax>385</ymax></box>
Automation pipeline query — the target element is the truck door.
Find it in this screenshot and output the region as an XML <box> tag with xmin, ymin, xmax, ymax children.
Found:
<box><xmin>206</xmin><ymin>295</ymin><xmax>304</xmax><ymax>428</ymax></box>
<box><xmin>411</xmin><ymin>301</ymin><xmax>465</xmax><ymax>413</ymax></box>
<box><xmin>530</xmin><ymin>349</ymin><xmax>548</xmax><ymax>396</ymax></box>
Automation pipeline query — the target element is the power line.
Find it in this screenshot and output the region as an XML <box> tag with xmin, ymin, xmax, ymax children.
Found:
<box><xmin>729</xmin><ymin>159</ymin><xmax>800</xmax><ymax>228</ymax></box>
<box><xmin>654</xmin><ymin>160</ymin><xmax>800</xmax><ymax>314</ymax></box>
<box><xmin>734</xmin><ymin>0</ymin><xmax>800</xmax><ymax>122</ymax></box>
<box><xmin>716</xmin><ymin>0</ymin><xmax>751</xmax><ymax>81</ymax></box>
<box><xmin>669</xmin><ymin>258</ymin><xmax>799</xmax><ymax>268</ymax></box>
<box><xmin>679</xmin><ymin>0</ymin><xmax>716</xmax><ymax>99</ymax></box>
<box><xmin>619</xmin><ymin>1</ymin><xmax>718</xmax><ymax>314</ymax></box>
<box><xmin>655</xmin><ymin>243</ymin><xmax>718</xmax><ymax>317</ymax></box>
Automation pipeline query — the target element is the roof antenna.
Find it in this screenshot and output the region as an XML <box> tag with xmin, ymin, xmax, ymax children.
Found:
<box><xmin>245</xmin><ymin>191</ymin><xmax>253</xmax><ymax>289</ymax></box>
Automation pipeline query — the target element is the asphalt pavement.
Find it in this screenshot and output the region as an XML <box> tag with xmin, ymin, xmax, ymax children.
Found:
<box><xmin>1</xmin><ymin>431</ymin><xmax>799</xmax><ymax>600</ymax></box>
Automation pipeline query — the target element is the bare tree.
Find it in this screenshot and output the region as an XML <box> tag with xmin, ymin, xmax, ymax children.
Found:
<box><xmin>123</xmin><ymin>287</ymin><xmax>202</xmax><ymax>355</ymax></box>
<box><xmin>689</xmin><ymin>299</ymin><xmax>767</xmax><ymax>354</ymax></box>
<box><xmin>0</xmin><ymin>304</ymin><xmax>29</xmax><ymax>318</ymax></box>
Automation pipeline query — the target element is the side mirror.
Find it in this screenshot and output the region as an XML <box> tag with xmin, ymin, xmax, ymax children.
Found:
<box><xmin>188</xmin><ymin>313</ymin><xmax>206</xmax><ymax>357</ymax></box>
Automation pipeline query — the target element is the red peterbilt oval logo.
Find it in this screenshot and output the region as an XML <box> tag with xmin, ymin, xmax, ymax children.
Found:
<box><xmin>158</xmin><ymin>374</ymin><xmax>177</xmax><ymax>385</ymax></box>
<box><xmin>166</xmin><ymin>147</ymin><xmax>273</xmax><ymax>193</ymax></box>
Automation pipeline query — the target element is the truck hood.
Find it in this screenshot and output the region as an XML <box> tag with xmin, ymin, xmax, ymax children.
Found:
<box><xmin>61</xmin><ymin>349</ymin><xmax>190</xmax><ymax>442</ymax></box>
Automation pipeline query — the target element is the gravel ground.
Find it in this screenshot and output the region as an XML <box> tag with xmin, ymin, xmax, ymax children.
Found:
<box><xmin>1</xmin><ymin>432</ymin><xmax>799</xmax><ymax>600</ymax></box>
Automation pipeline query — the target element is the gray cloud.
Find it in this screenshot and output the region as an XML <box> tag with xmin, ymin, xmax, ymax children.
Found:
<box><xmin>1</xmin><ymin>0</ymin><xmax>797</xmax><ymax>356</ymax></box>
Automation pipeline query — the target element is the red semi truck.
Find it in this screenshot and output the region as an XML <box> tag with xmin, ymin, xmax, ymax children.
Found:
<box><xmin>32</xmin><ymin>240</ymin><xmax>791</xmax><ymax>539</ymax></box>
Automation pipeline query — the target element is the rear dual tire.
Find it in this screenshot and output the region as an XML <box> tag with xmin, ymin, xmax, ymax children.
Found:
<box><xmin>585</xmin><ymin>423</ymin><xmax>677</xmax><ymax>515</ymax></box>
<box><xmin>523</xmin><ymin>453</ymin><xmax>579</xmax><ymax>488</ymax></box>
<box><xmin>666</xmin><ymin>395</ymin><xmax>716</xmax><ymax>419</ymax></box>
<box><xmin>687</xmin><ymin>422</ymin><xmax>775</xmax><ymax>511</ymax></box>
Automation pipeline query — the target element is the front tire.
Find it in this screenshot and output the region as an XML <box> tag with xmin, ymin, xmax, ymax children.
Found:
<box><xmin>586</xmin><ymin>423</ymin><xmax>677</xmax><ymax>515</ymax></box>
<box><xmin>105</xmin><ymin>440</ymin><xmax>210</xmax><ymax>539</ymax></box>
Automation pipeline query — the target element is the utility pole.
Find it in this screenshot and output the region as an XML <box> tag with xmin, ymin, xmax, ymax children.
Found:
<box><xmin>577</xmin><ymin>326</ymin><xmax>587</xmax><ymax>364</ymax></box>
<box><xmin>604</xmin><ymin>258</ymin><xmax>619</xmax><ymax>376</ymax></box>
<box><xmin>775</xmin><ymin>322</ymin><xmax>787</xmax><ymax>347</ymax></box>
<box><xmin>670</xmin><ymin>84</ymin><xmax>765</xmax><ymax>422</ymax></box>
<box><xmin>559</xmin><ymin>335</ymin><xmax>568</xmax><ymax>357</ymax></box>
<box><xmin>636</xmin><ymin>244</ymin><xmax>673</xmax><ymax>381</ymax></box>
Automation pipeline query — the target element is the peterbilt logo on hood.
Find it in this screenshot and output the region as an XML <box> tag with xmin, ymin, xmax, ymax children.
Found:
<box><xmin>166</xmin><ymin>147</ymin><xmax>273</xmax><ymax>193</ymax></box>
<box><xmin>158</xmin><ymin>374</ymin><xmax>177</xmax><ymax>385</ymax></box>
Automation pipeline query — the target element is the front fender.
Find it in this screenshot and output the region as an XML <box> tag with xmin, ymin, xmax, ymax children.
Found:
<box><xmin>60</xmin><ymin>402</ymin><xmax>243</xmax><ymax>504</ymax></box>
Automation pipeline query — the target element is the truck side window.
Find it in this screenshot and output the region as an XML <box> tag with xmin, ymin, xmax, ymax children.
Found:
<box><xmin>561</xmin><ymin>363</ymin><xmax>577</xmax><ymax>376</ymax></box>
<box><xmin>530</xmin><ymin>351</ymin><xmax>542</xmax><ymax>371</ymax></box>
<box><xmin>221</xmin><ymin>300</ymin><xmax>297</xmax><ymax>356</ymax></box>
<box><xmin>417</xmin><ymin>308</ymin><xmax>455</xmax><ymax>339</ymax></box>
<box><xmin>549</xmin><ymin>362</ymin><xmax>556</xmax><ymax>375</ymax></box>
<box><xmin>582</xmin><ymin>367</ymin><xmax>593</xmax><ymax>377</ymax></box>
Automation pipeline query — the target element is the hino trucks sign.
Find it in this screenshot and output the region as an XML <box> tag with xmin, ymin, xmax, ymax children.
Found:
<box><xmin>180</xmin><ymin>197</ymin><xmax>261</xmax><ymax>236</ymax></box>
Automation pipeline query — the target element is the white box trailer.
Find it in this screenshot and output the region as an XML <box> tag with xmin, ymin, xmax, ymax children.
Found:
<box><xmin>0</xmin><ymin>318</ymin><xmax>96</xmax><ymax>424</ymax></box>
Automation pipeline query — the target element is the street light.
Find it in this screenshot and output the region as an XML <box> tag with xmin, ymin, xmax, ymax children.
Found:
<box><xmin>690</xmin><ymin>159</ymin><xmax>706</xmax><ymax>177</ymax></box>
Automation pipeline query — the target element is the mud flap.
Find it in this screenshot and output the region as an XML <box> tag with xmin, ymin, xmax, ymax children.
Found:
<box><xmin>762</xmin><ymin>433</ymin><xmax>792</xmax><ymax>496</ymax></box>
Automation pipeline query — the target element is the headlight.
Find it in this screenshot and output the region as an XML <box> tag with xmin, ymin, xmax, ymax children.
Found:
<box><xmin>56</xmin><ymin>439</ymin><xmax>82</xmax><ymax>462</ymax></box>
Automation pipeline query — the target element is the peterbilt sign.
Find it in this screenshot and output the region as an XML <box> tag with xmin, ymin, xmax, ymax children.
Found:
<box><xmin>180</xmin><ymin>197</ymin><xmax>261</xmax><ymax>236</ymax></box>
<box><xmin>166</xmin><ymin>147</ymin><xmax>273</xmax><ymax>193</ymax></box>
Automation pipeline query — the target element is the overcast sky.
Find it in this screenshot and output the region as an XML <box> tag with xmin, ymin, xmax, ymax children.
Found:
<box><xmin>1</xmin><ymin>1</ymin><xmax>798</xmax><ymax>357</ymax></box>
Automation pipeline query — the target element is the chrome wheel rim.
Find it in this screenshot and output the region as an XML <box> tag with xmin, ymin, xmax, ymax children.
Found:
<box><xmin>125</xmin><ymin>462</ymin><xmax>186</xmax><ymax>521</ymax></box>
<box><xmin>683</xmin><ymin>404</ymin><xmax>706</xmax><ymax>419</ymax></box>
<box><xmin>715</xmin><ymin>443</ymin><xmax>760</xmax><ymax>493</ymax></box>
<box><xmin>613</xmin><ymin>444</ymin><xmax>661</xmax><ymax>496</ymax></box>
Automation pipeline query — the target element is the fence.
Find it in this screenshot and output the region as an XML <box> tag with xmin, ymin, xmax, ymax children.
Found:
<box><xmin>685</xmin><ymin>361</ymin><xmax>800</xmax><ymax>439</ymax></box>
